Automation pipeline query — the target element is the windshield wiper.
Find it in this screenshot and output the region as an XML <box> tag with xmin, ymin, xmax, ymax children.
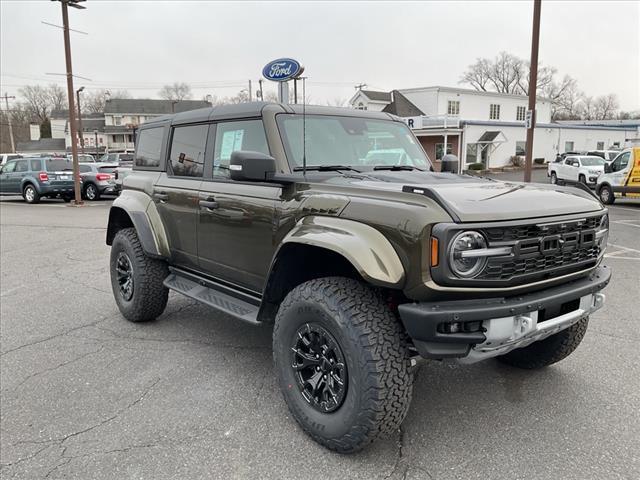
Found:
<box><xmin>293</xmin><ymin>165</ymin><xmax>361</xmax><ymax>173</ymax></box>
<box><xmin>373</xmin><ymin>165</ymin><xmax>424</xmax><ymax>171</ymax></box>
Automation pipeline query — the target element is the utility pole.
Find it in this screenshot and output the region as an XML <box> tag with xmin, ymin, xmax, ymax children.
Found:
<box><xmin>1</xmin><ymin>93</ymin><xmax>16</xmax><ymax>152</ymax></box>
<box><xmin>76</xmin><ymin>86</ymin><xmax>85</xmax><ymax>154</ymax></box>
<box><xmin>354</xmin><ymin>83</ymin><xmax>367</xmax><ymax>91</ymax></box>
<box><xmin>248</xmin><ymin>80</ymin><xmax>252</xmax><ymax>102</ymax></box>
<box><xmin>524</xmin><ymin>0</ymin><xmax>541</xmax><ymax>183</ymax></box>
<box><xmin>258</xmin><ymin>79</ymin><xmax>264</xmax><ymax>101</ymax></box>
<box><xmin>55</xmin><ymin>0</ymin><xmax>86</xmax><ymax>205</ymax></box>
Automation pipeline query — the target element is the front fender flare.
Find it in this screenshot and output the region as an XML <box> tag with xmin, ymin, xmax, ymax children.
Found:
<box><xmin>108</xmin><ymin>190</ymin><xmax>170</xmax><ymax>258</ymax></box>
<box><xmin>279</xmin><ymin>216</ymin><xmax>405</xmax><ymax>287</ymax></box>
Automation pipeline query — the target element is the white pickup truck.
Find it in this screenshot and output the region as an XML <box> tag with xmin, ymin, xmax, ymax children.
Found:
<box><xmin>547</xmin><ymin>155</ymin><xmax>606</xmax><ymax>187</ymax></box>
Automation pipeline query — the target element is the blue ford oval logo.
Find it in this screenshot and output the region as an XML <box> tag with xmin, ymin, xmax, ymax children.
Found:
<box><xmin>262</xmin><ymin>58</ymin><xmax>302</xmax><ymax>82</ymax></box>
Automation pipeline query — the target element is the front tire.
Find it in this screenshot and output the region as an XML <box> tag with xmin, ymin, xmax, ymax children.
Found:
<box><xmin>273</xmin><ymin>277</ymin><xmax>413</xmax><ymax>453</ymax></box>
<box><xmin>109</xmin><ymin>227</ymin><xmax>169</xmax><ymax>322</ymax></box>
<box><xmin>598</xmin><ymin>184</ymin><xmax>615</xmax><ymax>205</ymax></box>
<box><xmin>23</xmin><ymin>184</ymin><xmax>40</xmax><ymax>204</ymax></box>
<box><xmin>497</xmin><ymin>317</ymin><xmax>589</xmax><ymax>369</ymax></box>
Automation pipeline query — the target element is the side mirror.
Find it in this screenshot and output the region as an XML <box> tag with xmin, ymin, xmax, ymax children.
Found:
<box><xmin>229</xmin><ymin>151</ymin><xmax>276</xmax><ymax>182</ymax></box>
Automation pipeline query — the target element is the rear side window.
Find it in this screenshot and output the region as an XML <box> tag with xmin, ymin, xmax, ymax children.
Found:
<box><xmin>169</xmin><ymin>124</ymin><xmax>208</xmax><ymax>178</ymax></box>
<box><xmin>30</xmin><ymin>159</ymin><xmax>43</xmax><ymax>171</ymax></box>
<box><xmin>213</xmin><ymin>120</ymin><xmax>269</xmax><ymax>177</ymax></box>
<box><xmin>135</xmin><ymin>127</ymin><xmax>164</xmax><ymax>168</ymax></box>
<box><xmin>15</xmin><ymin>160</ymin><xmax>29</xmax><ymax>172</ymax></box>
<box><xmin>46</xmin><ymin>159</ymin><xmax>74</xmax><ymax>171</ymax></box>
<box><xmin>79</xmin><ymin>164</ymin><xmax>93</xmax><ymax>173</ymax></box>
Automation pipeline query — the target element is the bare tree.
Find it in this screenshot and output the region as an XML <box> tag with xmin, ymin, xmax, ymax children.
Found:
<box><xmin>326</xmin><ymin>97</ymin><xmax>348</xmax><ymax>107</ymax></box>
<box><xmin>82</xmin><ymin>89</ymin><xmax>132</xmax><ymax>113</ymax></box>
<box><xmin>19</xmin><ymin>85</ymin><xmax>52</xmax><ymax>123</ymax></box>
<box><xmin>460</xmin><ymin>58</ymin><xmax>492</xmax><ymax>91</ymax></box>
<box><xmin>159</xmin><ymin>82</ymin><xmax>192</xmax><ymax>101</ymax></box>
<box><xmin>48</xmin><ymin>84</ymin><xmax>68</xmax><ymax>112</ymax></box>
<box><xmin>593</xmin><ymin>94</ymin><xmax>619</xmax><ymax>120</ymax></box>
<box><xmin>581</xmin><ymin>96</ymin><xmax>596</xmax><ymax>120</ymax></box>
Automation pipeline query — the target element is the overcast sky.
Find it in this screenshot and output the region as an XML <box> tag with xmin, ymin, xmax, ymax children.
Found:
<box><xmin>1</xmin><ymin>0</ymin><xmax>638</xmax><ymax>109</ymax></box>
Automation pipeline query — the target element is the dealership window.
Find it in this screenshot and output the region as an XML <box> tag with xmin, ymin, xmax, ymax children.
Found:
<box><xmin>447</xmin><ymin>100</ymin><xmax>460</xmax><ymax>115</ymax></box>
<box><xmin>516</xmin><ymin>106</ymin><xmax>526</xmax><ymax>121</ymax></box>
<box><xmin>214</xmin><ymin>120</ymin><xmax>269</xmax><ymax>177</ymax></box>
<box><xmin>135</xmin><ymin>127</ymin><xmax>164</xmax><ymax>168</ymax></box>
<box><xmin>435</xmin><ymin>143</ymin><xmax>452</xmax><ymax>160</ymax></box>
<box><xmin>169</xmin><ymin>124</ymin><xmax>208</xmax><ymax>177</ymax></box>
<box><xmin>489</xmin><ymin>104</ymin><xmax>500</xmax><ymax>120</ymax></box>
<box><xmin>112</xmin><ymin>134</ymin><xmax>125</xmax><ymax>143</ymax></box>
<box><xmin>564</xmin><ymin>141</ymin><xmax>574</xmax><ymax>152</ymax></box>
<box><xmin>466</xmin><ymin>144</ymin><xmax>477</xmax><ymax>164</ymax></box>
<box><xmin>596</xmin><ymin>141</ymin><xmax>605</xmax><ymax>150</ymax></box>
<box><xmin>515</xmin><ymin>141</ymin><xmax>526</xmax><ymax>156</ymax></box>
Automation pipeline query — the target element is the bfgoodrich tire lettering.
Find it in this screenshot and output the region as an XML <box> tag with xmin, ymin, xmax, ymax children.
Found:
<box><xmin>110</xmin><ymin>227</ymin><xmax>169</xmax><ymax>322</ymax></box>
<box><xmin>497</xmin><ymin>317</ymin><xmax>589</xmax><ymax>369</ymax></box>
<box><xmin>273</xmin><ymin>277</ymin><xmax>413</xmax><ymax>453</ymax></box>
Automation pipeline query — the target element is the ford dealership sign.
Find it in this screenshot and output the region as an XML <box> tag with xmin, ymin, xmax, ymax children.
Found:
<box><xmin>262</xmin><ymin>58</ymin><xmax>302</xmax><ymax>82</ymax></box>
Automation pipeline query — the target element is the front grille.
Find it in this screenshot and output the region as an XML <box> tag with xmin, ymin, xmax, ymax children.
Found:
<box><xmin>480</xmin><ymin>245</ymin><xmax>600</xmax><ymax>280</ymax></box>
<box><xmin>484</xmin><ymin>215</ymin><xmax>602</xmax><ymax>243</ymax></box>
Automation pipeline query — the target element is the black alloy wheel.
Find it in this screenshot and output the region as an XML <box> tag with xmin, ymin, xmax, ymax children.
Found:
<box><xmin>291</xmin><ymin>323</ymin><xmax>347</xmax><ymax>413</ymax></box>
<box><xmin>115</xmin><ymin>251</ymin><xmax>134</xmax><ymax>301</ymax></box>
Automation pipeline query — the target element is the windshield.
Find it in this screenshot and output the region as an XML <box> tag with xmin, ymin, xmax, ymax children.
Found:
<box><xmin>277</xmin><ymin>114</ymin><xmax>432</xmax><ymax>170</ymax></box>
<box><xmin>581</xmin><ymin>157</ymin><xmax>605</xmax><ymax>166</ymax></box>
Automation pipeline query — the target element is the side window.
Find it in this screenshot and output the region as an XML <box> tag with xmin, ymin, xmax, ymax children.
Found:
<box><xmin>169</xmin><ymin>124</ymin><xmax>208</xmax><ymax>178</ymax></box>
<box><xmin>14</xmin><ymin>160</ymin><xmax>29</xmax><ymax>172</ymax></box>
<box><xmin>135</xmin><ymin>127</ymin><xmax>164</xmax><ymax>168</ymax></box>
<box><xmin>79</xmin><ymin>164</ymin><xmax>92</xmax><ymax>173</ymax></box>
<box><xmin>30</xmin><ymin>159</ymin><xmax>43</xmax><ymax>171</ymax></box>
<box><xmin>213</xmin><ymin>120</ymin><xmax>269</xmax><ymax>177</ymax></box>
<box><xmin>2</xmin><ymin>161</ymin><xmax>17</xmax><ymax>173</ymax></box>
<box><xmin>617</xmin><ymin>152</ymin><xmax>630</xmax><ymax>171</ymax></box>
<box><xmin>108</xmin><ymin>154</ymin><xmax>117</xmax><ymax>162</ymax></box>
<box><xmin>564</xmin><ymin>158</ymin><xmax>573</xmax><ymax>166</ymax></box>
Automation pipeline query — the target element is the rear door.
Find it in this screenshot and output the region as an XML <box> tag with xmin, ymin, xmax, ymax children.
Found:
<box><xmin>152</xmin><ymin>123</ymin><xmax>208</xmax><ymax>269</ymax></box>
<box><xmin>197</xmin><ymin>119</ymin><xmax>279</xmax><ymax>292</ymax></box>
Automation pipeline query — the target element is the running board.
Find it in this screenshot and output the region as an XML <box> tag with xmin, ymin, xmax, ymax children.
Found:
<box><xmin>164</xmin><ymin>272</ymin><xmax>260</xmax><ymax>325</ymax></box>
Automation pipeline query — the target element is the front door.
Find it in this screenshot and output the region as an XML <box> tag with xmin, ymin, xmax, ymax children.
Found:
<box><xmin>153</xmin><ymin>123</ymin><xmax>209</xmax><ymax>269</ymax></box>
<box><xmin>0</xmin><ymin>160</ymin><xmax>17</xmax><ymax>193</ymax></box>
<box><xmin>197</xmin><ymin>119</ymin><xmax>278</xmax><ymax>293</ymax></box>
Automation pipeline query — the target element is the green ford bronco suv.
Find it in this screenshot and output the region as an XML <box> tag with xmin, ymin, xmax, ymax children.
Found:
<box><xmin>107</xmin><ymin>103</ymin><xmax>610</xmax><ymax>452</ymax></box>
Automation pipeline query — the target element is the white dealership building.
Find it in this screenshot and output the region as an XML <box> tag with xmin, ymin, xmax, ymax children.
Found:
<box><xmin>350</xmin><ymin>86</ymin><xmax>637</xmax><ymax>171</ymax></box>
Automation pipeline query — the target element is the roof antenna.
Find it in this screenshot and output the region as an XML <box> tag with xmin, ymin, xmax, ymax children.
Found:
<box><xmin>302</xmin><ymin>76</ymin><xmax>307</xmax><ymax>177</ymax></box>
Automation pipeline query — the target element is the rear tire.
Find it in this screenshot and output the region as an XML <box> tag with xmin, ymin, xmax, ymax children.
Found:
<box><xmin>273</xmin><ymin>277</ymin><xmax>413</xmax><ymax>453</ymax></box>
<box><xmin>110</xmin><ymin>227</ymin><xmax>169</xmax><ymax>322</ymax></box>
<box><xmin>598</xmin><ymin>184</ymin><xmax>615</xmax><ymax>205</ymax></box>
<box><xmin>23</xmin><ymin>184</ymin><xmax>40</xmax><ymax>204</ymax></box>
<box><xmin>84</xmin><ymin>183</ymin><xmax>100</xmax><ymax>201</ymax></box>
<box><xmin>497</xmin><ymin>317</ymin><xmax>589</xmax><ymax>369</ymax></box>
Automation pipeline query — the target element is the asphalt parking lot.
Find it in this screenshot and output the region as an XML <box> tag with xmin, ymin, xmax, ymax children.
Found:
<box><xmin>1</xmin><ymin>182</ymin><xmax>639</xmax><ymax>479</ymax></box>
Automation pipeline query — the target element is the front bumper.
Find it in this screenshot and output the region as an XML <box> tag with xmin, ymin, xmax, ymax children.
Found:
<box><xmin>398</xmin><ymin>265</ymin><xmax>611</xmax><ymax>362</ymax></box>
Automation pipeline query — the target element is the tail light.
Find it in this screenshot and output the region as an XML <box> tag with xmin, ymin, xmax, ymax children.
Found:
<box><xmin>39</xmin><ymin>172</ymin><xmax>49</xmax><ymax>181</ymax></box>
<box><xmin>96</xmin><ymin>173</ymin><xmax>112</xmax><ymax>181</ymax></box>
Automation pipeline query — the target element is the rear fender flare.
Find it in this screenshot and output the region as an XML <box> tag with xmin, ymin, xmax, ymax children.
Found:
<box><xmin>107</xmin><ymin>190</ymin><xmax>170</xmax><ymax>258</ymax></box>
<box><xmin>275</xmin><ymin>216</ymin><xmax>405</xmax><ymax>288</ymax></box>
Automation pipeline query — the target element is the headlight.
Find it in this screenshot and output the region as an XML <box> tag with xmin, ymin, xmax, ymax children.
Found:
<box><xmin>448</xmin><ymin>231</ymin><xmax>488</xmax><ymax>278</ymax></box>
<box><xmin>597</xmin><ymin>214</ymin><xmax>609</xmax><ymax>250</ymax></box>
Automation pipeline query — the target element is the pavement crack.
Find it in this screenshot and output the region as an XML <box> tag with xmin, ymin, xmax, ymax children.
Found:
<box><xmin>385</xmin><ymin>426</ymin><xmax>406</xmax><ymax>480</ymax></box>
<box><xmin>11</xmin><ymin>347</ymin><xmax>106</xmax><ymax>391</ymax></box>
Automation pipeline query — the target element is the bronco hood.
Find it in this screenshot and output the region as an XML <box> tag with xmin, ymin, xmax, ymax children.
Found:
<box><xmin>323</xmin><ymin>171</ymin><xmax>603</xmax><ymax>222</ymax></box>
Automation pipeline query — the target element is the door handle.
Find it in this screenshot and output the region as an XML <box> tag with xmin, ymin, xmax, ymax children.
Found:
<box><xmin>199</xmin><ymin>199</ymin><xmax>219</xmax><ymax>210</ymax></box>
<box><xmin>153</xmin><ymin>191</ymin><xmax>169</xmax><ymax>202</ymax></box>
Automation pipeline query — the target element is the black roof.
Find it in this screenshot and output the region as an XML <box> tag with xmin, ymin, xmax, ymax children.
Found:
<box><xmin>143</xmin><ymin>102</ymin><xmax>400</xmax><ymax>128</ymax></box>
<box><xmin>477</xmin><ymin>131</ymin><xmax>501</xmax><ymax>142</ymax></box>
<box><xmin>360</xmin><ymin>90</ymin><xmax>392</xmax><ymax>102</ymax></box>
<box><xmin>104</xmin><ymin>98</ymin><xmax>211</xmax><ymax>115</ymax></box>
<box><xmin>16</xmin><ymin>138</ymin><xmax>66</xmax><ymax>152</ymax></box>
<box><xmin>382</xmin><ymin>91</ymin><xmax>424</xmax><ymax>117</ymax></box>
